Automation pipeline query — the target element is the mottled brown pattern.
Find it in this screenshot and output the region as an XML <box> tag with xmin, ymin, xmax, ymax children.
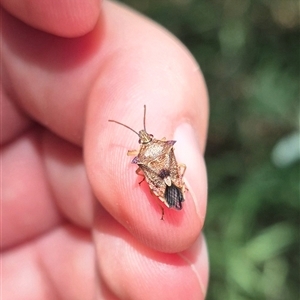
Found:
<box><xmin>109</xmin><ymin>105</ymin><xmax>187</xmax><ymax>219</ymax></box>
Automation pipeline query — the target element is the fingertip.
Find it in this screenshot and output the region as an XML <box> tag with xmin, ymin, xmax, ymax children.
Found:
<box><xmin>86</xmin><ymin>115</ymin><xmax>203</xmax><ymax>253</ymax></box>
<box><xmin>83</xmin><ymin>1</ymin><xmax>208</xmax><ymax>252</ymax></box>
<box><xmin>1</xmin><ymin>0</ymin><xmax>101</xmax><ymax>37</ymax></box>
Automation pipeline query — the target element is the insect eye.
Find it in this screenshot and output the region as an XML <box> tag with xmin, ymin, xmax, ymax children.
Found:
<box><xmin>150</xmin><ymin>134</ymin><xmax>153</xmax><ymax>138</ymax></box>
<box><xmin>138</xmin><ymin>139</ymin><xmax>141</xmax><ymax>143</ymax></box>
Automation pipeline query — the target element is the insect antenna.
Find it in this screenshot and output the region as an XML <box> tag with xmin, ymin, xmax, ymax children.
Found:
<box><xmin>143</xmin><ymin>105</ymin><xmax>147</xmax><ymax>132</ymax></box>
<box><xmin>108</xmin><ymin>120</ymin><xmax>140</xmax><ymax>136</ymax></box>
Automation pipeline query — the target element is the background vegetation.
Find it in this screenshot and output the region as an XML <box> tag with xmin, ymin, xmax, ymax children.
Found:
<box><xmin>119</xmin><ymin>0</ymin><xmax>299</xmax><ymax>299</ymax></box>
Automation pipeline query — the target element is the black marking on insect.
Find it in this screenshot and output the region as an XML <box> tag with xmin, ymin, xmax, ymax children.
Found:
<box><xmin>108</xmin><ymin>105</ymin><xmax>187</xmax><ymax>220</ymax></box>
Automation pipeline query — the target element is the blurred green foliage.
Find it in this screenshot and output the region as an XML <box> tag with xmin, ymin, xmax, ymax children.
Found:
<box><xmin>119</xmin><ymin>0</ymin><xmax>300</xmax><ymax>299</ymax></box>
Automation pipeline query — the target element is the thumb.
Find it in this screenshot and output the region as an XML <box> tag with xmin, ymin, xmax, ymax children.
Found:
<box><xmin>84</xmin><ymin>2</ymin><xmax>208</xmax><ymax>253</ymax></box>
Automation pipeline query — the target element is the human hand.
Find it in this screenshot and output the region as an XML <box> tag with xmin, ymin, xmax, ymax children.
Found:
<box><xmin>2</xmin><ymin>1</ymin><xmax>209</xmax><ymax>299</ymax></box>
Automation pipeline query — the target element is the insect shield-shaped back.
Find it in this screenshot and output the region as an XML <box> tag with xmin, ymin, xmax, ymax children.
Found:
<box><xmin>108</xmin><ymin>105</ymin><xmax>186</xmax><ymax>219</ymax></box>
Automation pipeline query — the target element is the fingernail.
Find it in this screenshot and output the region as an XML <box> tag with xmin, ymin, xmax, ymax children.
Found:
<box><xmin>174</xmin><ymin>123</ymin><xmax>207</xmax><ymax>220</ymax></box>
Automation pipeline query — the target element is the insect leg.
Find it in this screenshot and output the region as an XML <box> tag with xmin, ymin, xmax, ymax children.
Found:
<box><xmin>136</xmin><ymin>168</ymin><xmax>146</xmax><ymax>185</ymax></box>
<box><xmin>127</xmin><ymin>150</ymin><xmax>139</xmax><ymax>156</ymax></box>
<box><xmin>178</xmin><ymin>164</ymin><xmax>186</xmax><ymax>177</ymax></box>
<box><xmin>160</xmin><ymin>205</ymin><xmax>165</xmax><ymax>221</ymax></box>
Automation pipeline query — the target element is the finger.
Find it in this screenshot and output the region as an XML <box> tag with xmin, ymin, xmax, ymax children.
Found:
<box><xmin>1</xmin><ymin>0</ymin><xmax>101</xmax><ymax>37</ymax></box>
<box><xmin>2</xmin><ymin>8</ymin><xmax>105</xmax><ymax>145</ymax></box>
<box><xmin>2</xmin><ymin>128</ymin><xmax>62</xmax><ymax>250</ymax></box>
<box><xmin>84</xmin><ymin>2</ymin><xmax>208</xmax><ymax>252</ymax></box>
<box><xmin>42</xmin><ymin>130</ymin><xmax>95</xmax><ymax>229</ymax></box>
<box><xmin>1</xmin><ymin>93</ymin><xmax>33</xmax><ymax>145</ymax></box>
<box><xmin>93</xmin><ymin>209</ymin><xmax>209</xmax><ymax>299</ymax></box>
<box><xmin>3</xmin><ymin>225</ymin><xmax>95</xmax><ymax>300</ymax></box>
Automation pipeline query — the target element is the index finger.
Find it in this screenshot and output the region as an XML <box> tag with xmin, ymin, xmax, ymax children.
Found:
<box><xmin>84</xmin><ymin>1</ymin><xmax>208</xmax><ymax>253</ymax></box>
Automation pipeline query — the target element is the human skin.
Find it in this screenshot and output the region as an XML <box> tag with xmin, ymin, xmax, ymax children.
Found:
<box><xmin>1</xmin><ymin>1</ymin><xmax>209</xmax><ymax>299</ymax></box>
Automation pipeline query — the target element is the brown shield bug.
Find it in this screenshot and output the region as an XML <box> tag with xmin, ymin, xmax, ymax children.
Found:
<box><xmin>108</xmin><ymin>105</ymin><xmax>187</xmax><ymax>219</ymax></box>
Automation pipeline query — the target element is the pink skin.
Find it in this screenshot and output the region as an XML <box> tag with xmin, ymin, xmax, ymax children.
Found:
<box><xmin>2</xmin><ymin>1</ymin><xmax>209</xmax><ymax>299</ymax></box>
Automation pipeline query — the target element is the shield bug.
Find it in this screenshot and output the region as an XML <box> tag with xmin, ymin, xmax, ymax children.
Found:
<box><xmin>108</xmin><ymin>105</ymin><xmax>187</xmax><ymax>220</ymax></box>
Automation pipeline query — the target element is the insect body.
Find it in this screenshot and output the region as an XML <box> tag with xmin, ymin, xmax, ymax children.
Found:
<box><xmin>109</xmin><ymin>105</ymin><xmax>186</xmax><ymax>219</ymax></box>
